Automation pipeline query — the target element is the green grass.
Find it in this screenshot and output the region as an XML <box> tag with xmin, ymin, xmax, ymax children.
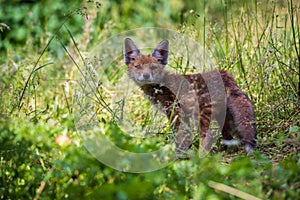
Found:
<box><xmin>1</xmin><ymin>0</ymin><xmax>300</xmax><ymax>199</ymax></box>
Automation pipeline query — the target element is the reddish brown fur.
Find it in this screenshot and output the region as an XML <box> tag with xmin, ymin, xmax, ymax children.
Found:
<box><xmin>124</xmin><ymin>38</ymin><xmax>257</xmax><ymax>154</ymax></box>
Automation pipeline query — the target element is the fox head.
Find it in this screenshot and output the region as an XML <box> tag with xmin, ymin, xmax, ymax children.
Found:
<box><xmin>123</xmin><ymin>38</ymin><xmax>169</xmax><ymax>86</ymax></box>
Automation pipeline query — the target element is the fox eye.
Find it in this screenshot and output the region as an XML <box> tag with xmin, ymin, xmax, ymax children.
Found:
<box><xmin>135</xmin><ymin>65</ymin><xmax>142</xmax><ymax>69</ymax></box>
<box><xmin>150</xmin><ymin>65</ymin><xmax>157</xmax><ymax>70</ymax></box>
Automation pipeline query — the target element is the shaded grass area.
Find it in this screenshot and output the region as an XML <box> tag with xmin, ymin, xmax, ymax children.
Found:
<box><xmin>0</xmin><ymin>0</ymin><xmax>300</xmax><ymax>199</ymax></box>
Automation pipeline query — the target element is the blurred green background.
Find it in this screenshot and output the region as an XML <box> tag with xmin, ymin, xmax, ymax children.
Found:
<box><xmin>1</xmin><ymin>0</ymin><xmax>300</xmax><ymax>199</ymax></box>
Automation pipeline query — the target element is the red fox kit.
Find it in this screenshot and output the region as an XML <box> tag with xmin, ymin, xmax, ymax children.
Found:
<box><xmin>123</xmin><ymin>38</ymin><xmax>257</xmax><ymax>155</ymax></box>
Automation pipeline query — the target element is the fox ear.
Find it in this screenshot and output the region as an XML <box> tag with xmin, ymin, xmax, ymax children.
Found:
<box><xmin>124</xmin><ymin>38</ymin><xmax>141</xmax><ymax>65</ymax></box>
<box><xmin>151</xmin><ymin>40</ymin><xmax>169</xmax><ymax>65</ymax></box>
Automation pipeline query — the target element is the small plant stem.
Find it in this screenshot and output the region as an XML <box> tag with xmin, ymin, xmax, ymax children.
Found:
<box><xmin>289</xmin><ymin>0</ymin><xmax>300</xmax><ymax>109</ymax></box>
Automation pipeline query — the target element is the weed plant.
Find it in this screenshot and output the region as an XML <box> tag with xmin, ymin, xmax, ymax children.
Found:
<box><xmin>0</xmin><ymin>0</ymin><xmax>299</xmax><ymax>199</ymax></box>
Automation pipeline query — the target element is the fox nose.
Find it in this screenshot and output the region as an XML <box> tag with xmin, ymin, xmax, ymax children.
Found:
<box><xmin>143</xmin><ymin>73</ymin><xmax>150</xmax><ymax>80</ymax></box>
